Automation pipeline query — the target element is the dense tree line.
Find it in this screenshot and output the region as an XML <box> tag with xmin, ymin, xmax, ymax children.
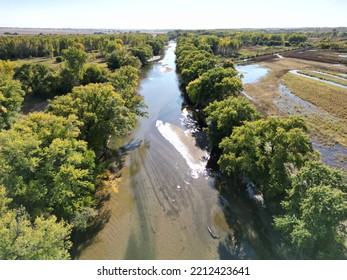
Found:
<box><xmin>0</xmin><ymin>32</ymin><xmax>168</xmax><ymax>259</ymax></box>
<box><xmin>171</xmin><ymin>30</ymin><xmax>308</xmax><ymax>53</ymax></box>
<box><xmin>0</xmin><ymin>33</ymin><xmax>168</xmax><ymax>60</ymax></box>
<box><xmin>175</xmin><ymin>33</ymin><xmax>347</xmax><ymax>259</ymax></box>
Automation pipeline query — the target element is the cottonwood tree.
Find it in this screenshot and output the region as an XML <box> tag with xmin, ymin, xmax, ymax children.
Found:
<box><xmin>186</xmin><ymin>67</ymin><xmax>243</xmax><ymax>108</ymax></box>
<box><xmin>218</xmin><ymin>117</ymin><xmax>314</xmax><ymax>202</ymax></box>
<box><xmin>47</xmin><ymin>83</ymin><xmax>137</xmax><ymax>155</ymax></box>
<box><xmin>204</xmin><ymin>97</ymin><xmax>261</xmax><ymax>148</ymax></box>
<box><xmin>0</xmin><ymin>185</ymin><xmax>72</xmax><ymax>260</ymax></box>
<box><xmin>108</xmin><ymin>66</ymin><xmax>147</xmax><ymax>117</ymax></box>
<box><xmin>14</xmin><ymin>63</ymin><xmax>54</xmax><ymax>97</ymax></box>
<box><xmin>0</xmin><ymin>112</ymin><xmax>96</xmax><ymax>220</ymax></box>
<box><xmin>0</xmin><ymin>74</ymin><xmax>25</xmax><ymax>129</ymax></box>
<box><xmin>274</xmin><ymin>161</ymin><xmax>347</xmax><ymax>259</ymax></box>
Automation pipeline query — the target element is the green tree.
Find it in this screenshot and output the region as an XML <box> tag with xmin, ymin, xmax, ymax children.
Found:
<box><xmin>14</xmin><ymin>63</ymin><xmax>54</xmax><ymax>97</ymax></box>
<box><xmin>217</xmin><ymin>37</ymin><xmax>242</xmax><ymax>56</ymax></box>
<box><xmin>219</xmin><ymin>117</ymin><xmax>314</xmax><ymax>202</ymax></box>
<box><xmin>204</xmin><ymin>97</ymin><xmax>261</xmax><ymax>148</ymax></box>
<box><xmin>0</xmin><ymin>74</ymin><xmax>25</xmax><ymax>129</ymax></box>
<box><xmin>0</xmin><ymin>185</ymin><xmax>72</xmax><ymax>260</ymax></box>
<box><xmin>62</xmin><ymin>46</ymin><xmax>88</xmax><ymax>80</ymax></box>
<box><xmin>176</xmin><ymin>49</ymin><xmax>216</xmax><ymax>86</ymax></box>
<box><xmin>274</xmin><ymin>161</ymin><xmax>347</xmax><ymax>259</ymax></box>
<box><xmin>0</xmin><ymin>60</ymin><xmax>16</xmax><ymax>76</ymax></box>
<box><xmin>47</xmin><ymin>83</ymin><xmax>137</xmax><ymax>155</ymax></box>
<box><xmin>108</xmin><ymin>49</ymin><xmax>142</xmax><ymax>71</ymax></box>
<box><xmin>0</xmin><ymin>112</ymin><xmax>96</xmax><ymax>220</ymax></box>
<box><xmin>130</xmin><ymin>44</ymin><xmax>153</xmax><ymax>65</ymax></box>
<box><xmin>81</xmin><ymin>64</ymin><xmax>106</xmax><ymax>85</ymax></box>
<box><xmin>106</xmin><ymin>49</ymin><xmax>142</xmax><ymax>71</ymax></box>
<box><xmin>108</xmin><ymin>66</ymin><xmax>146</xmax><ymax>117</ymax></box>
<box><xmin>186</xmin><ymin>67</ymin><xmax>243</xmax><ymax>108</ymax></box>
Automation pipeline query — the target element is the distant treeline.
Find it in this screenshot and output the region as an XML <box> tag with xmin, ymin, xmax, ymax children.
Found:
<box><xmin>169</xmin><ymin>29</ymin><xmax>347</xmax><ymax>52</ymax></box>
<box><xmin>0</xmin><ymin>33</ymin><xmax>168</xmax><ymax>60</ymax></box>
<box><xmin>175</xmin><ymin>32</ymin><xmax>347</xmax><ymax>260</ymax></box>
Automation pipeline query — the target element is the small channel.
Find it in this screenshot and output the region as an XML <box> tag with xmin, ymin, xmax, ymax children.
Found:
<box><xmin>274</xmin><ymin>84</ymin><xmax>347</xmax><ymax>171</ymax></box>
<box><xmin>78</xmin><ymin>42</ymin><xmax>275</xmax><ymax>260</ymax></box>
<box><xmin>289</xmin><ymin>70</ymin><xmax>347</xmax><ymax>89</ymax></box>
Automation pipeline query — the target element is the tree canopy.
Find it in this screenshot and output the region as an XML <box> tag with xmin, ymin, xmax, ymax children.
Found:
<box><xmin>186</xmin><ymin>67</ymin><xmax>243</xmax><ymax>108</ymax></box>
<box><xmin>274</xmin><ymin>161</ymin><xmax>347</xmax><ymax>259</ymax></box>
<box><xmin>218</xmin><ymin>117</ymin><xmax>314</xmax><ymax>201</ymax></box>
<box><xmin>0</xmin><ymin>185</ymin><xmax>72</xmax><ymax>260</ymax></box>
<box><xmin>47</xmin><ymin>83</ymin><xmax>137</xmax><ymax>155</ymax></box>
<box><xmin>0</xmin><ymin>112</ymin><xmax>96</xmax><ymax>220</ymax></box>
<box><xmin>204</xmin><ymin>97</ymin><xmax>261</xmax><ymax>148</ymax></box>
<box><xmin>0</xmin><ymin>74</ymin><xmax>25</xmax><ymax>129</ymax></box>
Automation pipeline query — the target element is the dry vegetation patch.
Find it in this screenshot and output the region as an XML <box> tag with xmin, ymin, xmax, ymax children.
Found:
<box><xmin>297</xmin><ymin>70</ymin><xmax>347</xmax><ymax>87</ymax></box>
<box><xmin>282</xmin><ymin>72</ymin><xmax>347</xmax><ymax>119</ymax></box>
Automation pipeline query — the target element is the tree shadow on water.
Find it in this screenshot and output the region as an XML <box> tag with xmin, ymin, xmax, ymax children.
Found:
<box><xmin>71</xmin><ymin>207</ymin><xmax>111</xmax><ymax>259</ymax></box>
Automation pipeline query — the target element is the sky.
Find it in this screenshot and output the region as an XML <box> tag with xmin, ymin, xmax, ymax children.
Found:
<box><xmin>0</xmin><ymin>0</ymin><xmax>346</xmax><ymax>30</ymax></box>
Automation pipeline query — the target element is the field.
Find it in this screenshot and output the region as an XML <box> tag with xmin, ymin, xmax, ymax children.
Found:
<box><xmin>242</xmin><ymin>51</ymin><xmax>347</xmax><ymax>169</ymax></box>
<box><xmin>282</xmin><ymin>72</ymin><xmax>347</xmax><ymax>119</ymax></box>
<box><xmin>297</xmin><ymin>70</ymin><xmax>347</xmax><ymax>87</ymax></box>
<box><xmin>15</xmin><ymin>52</ymin><xmax>108</xmax><ymax>72</ymax></box>
<box><xmin>283</xmin><ymin>49</ymin><xmax>347</xmax><ymax>64</ymax></box>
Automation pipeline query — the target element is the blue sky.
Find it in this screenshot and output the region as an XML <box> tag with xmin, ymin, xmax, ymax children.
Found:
<box><xmin>0</xmin><ymin>0</ymin><xmax>346</xmax><ymax>29</ymax></box>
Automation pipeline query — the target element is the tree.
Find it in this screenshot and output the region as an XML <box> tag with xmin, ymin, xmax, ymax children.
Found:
<box><xmin>0</xmin><ymin>60</ymin><xmax>16</xmax><ymax>76</ymax></box>
<box><xmin>176</xmin><ymin>49</ymin><xmax>216</xmax><ymax>86</ymax></box>
<box><xmin>288</xmin><ymin>34</ymin><xmax>307</xmax><ymax>46</ymax></box>
<box><xmin>106</xmin><ymin>50</ymin><xmax>142</xmax><ymax>71</ymax></box>
<box><xmin>274</xmin><ymin>161</ymin><xmax>347</xmax><ymax>259</ymax></box>
<box><xmin>81</xmin><ymin>64</ymin><xmax>106</xmax><ymax>85</ymax></box>
<box><xmin>204</xmin><ymin>97</ymin><xmax>261</xmax><ymax>148</ymax></box>
<box><xmin>186</xmin><ymin>67</ymin><xmax>243</xmax><ymax>108</ymax></box>
<box><xmin>0</xmin><ymin>112</ymin><xmax>96</xmax><ymax>220</ymax></box>
<box><xmin>108</xmin><ymin>66</ymin><xmax>146</xmax><ymax>117</ymax></box>
<box><xmin>0</xmin><ymin>185</ymin><xmax>72</xmax><ymax>260</ymax></box>
<box><xmin>47</xmin><ymin>83</ymin><xmax>137</xmax><ymax>155</ymax></box>
<box><xmin>14</xmin><ymin>63</ymin><xmax>54</xmax><ymax>97</ymax></box>
<box><xmin>217</xmin><ymin>37</ymin><xmax>242</xmax><ymax>56</ymax></box>
<box><xmin>0</xmin><ymin>74</ymin><xmax>25</xmax><ymax>129</ymax></box>
<box><xmin>130</xmin><ymin>44</ymin><xmax>153</xmax><ymax>65</ymax></box>
<box><xmin>62</xmin><ymin>46</ymin><xmax>88</xmax><ymax>80</ymax></box>
<box><xmin>218</xmin><ymin>117</ymin><xmax>314</xmax><ymax>201</ymax></box>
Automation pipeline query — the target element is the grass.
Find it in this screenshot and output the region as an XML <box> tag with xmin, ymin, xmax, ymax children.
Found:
<box><xmin>14</xmin><ymin>52</ymin><xmax>108</xmax><ymax>72</ymax></box>
<box><xmin>282</xmin><ymin>72</ymin><xmax>347</xmax><ymax>119</ymax></box>
<box><xmin>297</xmin><ymin>70</ymin><xmax>347</xmax><ymax>87</ymax></box>
<box><xmin>320</xmin><ymin>70</ymin><xmax>347</xmax><ymax>79</ymax></box>
<box><xmin>237</xmin><ymin>45</ymin><xmax>294</xmax><ymax>60</ymax></box>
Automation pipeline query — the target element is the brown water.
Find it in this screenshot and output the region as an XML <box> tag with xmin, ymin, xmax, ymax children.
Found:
<box><xmin>78</xmin><ymin>42</ymin><xmax>275</xmax><ymax>260</ymax></box>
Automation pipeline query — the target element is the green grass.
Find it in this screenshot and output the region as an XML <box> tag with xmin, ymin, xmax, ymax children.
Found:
<box><xmin>14</xmin><ymin>52</ymin><xmax>108</xmax><ymax>72</ymax></box>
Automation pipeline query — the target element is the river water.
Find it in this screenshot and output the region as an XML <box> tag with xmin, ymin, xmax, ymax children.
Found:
<box><xmin>78</xmin><ymin>42</ymin><xmax>275</xmax><ymax>260</ymax></box>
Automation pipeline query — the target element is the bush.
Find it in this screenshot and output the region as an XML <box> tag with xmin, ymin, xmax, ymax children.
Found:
<box><xmin>55</xmin><ymin>56</ymin><xmax>64</xmax><ymax>63</ymax></box>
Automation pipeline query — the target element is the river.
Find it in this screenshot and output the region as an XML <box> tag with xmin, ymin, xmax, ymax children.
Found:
<box><xmin>78</xmin><ymin>41</ymin><xmax>275</xmax><ymax>260</ymax></box>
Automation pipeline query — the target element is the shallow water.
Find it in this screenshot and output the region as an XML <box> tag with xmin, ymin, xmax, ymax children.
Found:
<box><xmin>290</xmin><ymin>70</ymin><xmax>347</xmax><ymax>89</ymax></box>
<box><xmin>235</xmin><ymin>64</ymin><xmax>269</xmax><ymax>84</ymax></box>
<box><xmin>274</xmin><ymin>84</ymin><xmax>347</xmax><ymax>171</ymax></box>
<box><xmin>78</xmin><ymin>42</ymin><xmax>275</xmax><ymax>260</ymax></box>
